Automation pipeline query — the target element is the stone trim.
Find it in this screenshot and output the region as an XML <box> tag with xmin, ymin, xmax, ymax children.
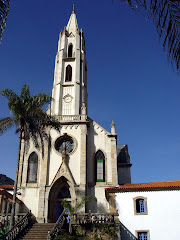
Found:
<box><xmin>52</xmin><ymin>133</ymin><xmax>78</xmax><ymax>156</ymax></box>
<box><xmin>93</xmin><ymin>148</ymin><xmax>107</xmax><ymax>185</ymax></box>
<box><xmin>26</xmin><ymin>150</ymin><xmax>40</xmax><ymax>186</ymax></box>
<box><xmin>135</xmin><ymin>230</ymin><xmax>150</xmax><ymax>240</ymax></box>
<box><xmin>133</xmin><ymin>196</ymin><xmax>148</xmax><ymax>215</ymax></box>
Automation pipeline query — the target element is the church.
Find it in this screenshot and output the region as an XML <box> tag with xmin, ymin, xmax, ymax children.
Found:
<box><xmin>16</xmin><ymin>8</ymin><xmax>132</xmax><ymax>223</ymax></box>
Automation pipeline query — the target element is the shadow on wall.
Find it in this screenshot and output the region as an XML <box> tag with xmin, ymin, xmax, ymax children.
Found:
<box><xmin>120</xmin><ymin>222</ymin><xmax>137</xmax><ymax>240</ymax></box>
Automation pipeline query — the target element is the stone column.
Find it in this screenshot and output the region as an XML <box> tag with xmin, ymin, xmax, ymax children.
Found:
<box><xmin>111</xmin><ymin>137</ymin><xmax>118</xmax><ymax>185</ymax></box>
<box><xmin>37</xmin><ymin>133</ymin><xmax>50</xmax><ymax>223</ymax></box>
<box><xmin>80</xmin><ymin>124</ymin><xmax>87</xmax><ymax>185</ymax></box>
<box><xmin>18</xmin><ymin>135</ymin><xmax>25</xmax><ymax>187</ymax></box>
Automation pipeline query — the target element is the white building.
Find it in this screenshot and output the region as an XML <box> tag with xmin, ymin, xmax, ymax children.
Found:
<box><xmin>106</xmin><ymin>180</ymin><xmax>180</xmax><ymax>240</ymax></box>
<box><xmin>17</xmin><ymin>9</ymin><xmax>131</xmax><ymax>223</ymax></box>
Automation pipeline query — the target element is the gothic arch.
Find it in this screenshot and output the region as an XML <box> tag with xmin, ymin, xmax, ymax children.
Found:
<box><xmin>65</xmin><ymin>65</ymin><xmax>72</xmax><ymax>82</ymax></box>
<box><xmin>68</xmin><ymin>44</ymin><xmax>73</xmax><ymax>58</ymax></box>
<box><xmin>48</xmin><ymin>176</ymin><xmax>76</xmax><ymax>222</ymax></box>
<box><xmin>27</xmin><ymin>151</ymin><xmax>39</xmax><ymax>183</ymax></box>
<box><xmin>94</xmin><ymin>149</ymin><xmax>107</xmax><ymax>183</ymax></box>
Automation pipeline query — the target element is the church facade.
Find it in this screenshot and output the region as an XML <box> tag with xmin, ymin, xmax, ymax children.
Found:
<box><xmin>17</xmin><ymin>9</ymin><xmax>131</xmax><ymax>223</ymax></box>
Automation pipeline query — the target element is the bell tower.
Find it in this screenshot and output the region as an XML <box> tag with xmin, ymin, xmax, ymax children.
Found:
<box><xmin>51</xmin><ymin>8</ymin><xmax>87</xmax><ymax>116</ymax></box>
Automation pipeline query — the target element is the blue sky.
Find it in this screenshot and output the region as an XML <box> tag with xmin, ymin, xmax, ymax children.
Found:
<box><xmin>0</xmin><ymin>0</ymin><xmax>180</xmax><ymax>183</ymax></box>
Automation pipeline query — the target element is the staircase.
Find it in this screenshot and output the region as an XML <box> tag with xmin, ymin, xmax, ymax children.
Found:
<box><xmin>20</xmin><ymin>223</ymin><xmax>55</xmax><ymax>240</ymax></box>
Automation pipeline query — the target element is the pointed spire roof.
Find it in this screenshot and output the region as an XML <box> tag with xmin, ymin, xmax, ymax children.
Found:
<box><xmin>66</xmin><ymin>7</ymin><xmax>79</xmax><ymax>35</ymax></box>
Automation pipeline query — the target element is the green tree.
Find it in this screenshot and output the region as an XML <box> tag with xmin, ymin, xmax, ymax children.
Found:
<box><xmin>121</xmin><ymin>0</ymin><xmax>180</xmax><ymax>71</ymax></box>
<box><xmin>0</xmin><ymin>0</ymin><xmax>10</xmax><ymax>43</ymax></box>
<box><xmin>61</xmin><ymin>196</ymin><xmax>97</xmax><ymax>233</ymax></box>
<box><xmin>0</xmin><ymin>84</ymin><xmax>61</xmax><ymax>228</ymax></box>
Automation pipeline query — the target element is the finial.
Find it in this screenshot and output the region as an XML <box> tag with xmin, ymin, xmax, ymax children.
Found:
<box><xmin>73</xmin><ymin>4</ymin><xmax>75</xmax><ymax>12</ymax></box>
<box><xmin>111</xmin><ymin>120</ymin><xmax>116</xmax><ymax>134</ymax></box>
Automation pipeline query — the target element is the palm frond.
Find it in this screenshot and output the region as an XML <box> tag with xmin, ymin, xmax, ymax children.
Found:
<box><xmin>0</xmin><ymin>0</ymin><xmax>10</xmax><ymax>43</ymax></box>
<box><xmin>31</xmin><ymin>93</ymin><xmax>52</xmax><ymax>108</ymax></box>
<box><xmin>1</xmin><ymin>84</ymin><xmax>61</xmax><ymax>156</ymax></box>
<box><xmin>19</xmin><ymin>84</ymin><xmax>30</xmax><ymax>101</ymax></box>
<box><xmin>0</xmin><ymin>88</ymin><xmax>18</xmax><ymax>101</ymax></box>
<box><xmin>0</xmin><ymin>117</ymin><xmax>14</xmax><ymax>135</ymax></box>
<box><xmin>122</xmin><ymin>0</ymin><xmax>180</xmax><ymax>71</ymax></box>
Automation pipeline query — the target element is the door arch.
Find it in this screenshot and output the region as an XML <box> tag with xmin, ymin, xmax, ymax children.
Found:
<box><xmin>48</xmin><ymin>177</ymin><xmax>71</xmax><ymax>222</ymax></box>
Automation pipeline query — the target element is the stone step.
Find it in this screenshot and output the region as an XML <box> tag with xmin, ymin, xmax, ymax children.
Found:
<box><xmin>20</xmin><ymin>223</ymin><xmax>55</xmax><ymax>240</ymax></box>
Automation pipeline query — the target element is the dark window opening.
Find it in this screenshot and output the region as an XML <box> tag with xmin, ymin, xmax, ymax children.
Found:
<box><xmin>65</xmin><ymin>65</ymin><xmax>72</xmax><ymax>82</ymax></box>
<box><xmin>136</xmin><ymin>199</ymin><xmax>145</xmax><ymax>213</ymax></box>
<box><xmin>68</xmin><ymin>44</ymin><xmax>73</xmax><ymax>58</ymax></box>
<box><xmin>57</xmin><ymin>186</ymin><xmax>71</xmax><ymax>199</ymax></box>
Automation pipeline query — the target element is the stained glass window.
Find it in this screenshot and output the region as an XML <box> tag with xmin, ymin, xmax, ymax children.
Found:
<box><xmin>27</xmin><ymin>152</ymin><xmax>38</xmax><ymax>183</ymax></box>
<box><xmin>55</xmin><ymin>136</ymin><xmax>74</xmax><ymax>154</ymax></box>
<box><xmin>95</xmin><ymin>150</ymin><xmax>105</xmax><ymax>182</ymax></box>
<box><xmin>138</xmin><ymin>232</ymin><xmax>148</xmax><ymax>240</ymax></box>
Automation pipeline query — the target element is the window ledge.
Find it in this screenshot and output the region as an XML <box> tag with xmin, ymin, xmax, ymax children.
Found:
<box><xmin>135</xmin><ymin>212</ymin><xmax>148</xmax><ymax>216</ymax></box>
<box><xmin>26</xmin><ymin>183</ymin><xmax>38</xmax><ymax>188</ymax></box>
<box><xmin>96</xmin><ymin>182</ymin><xmax>107</xmax><ymax>186</ymax></box>
<box><xmin>63</xmin><ymin>57</ymin><xmax>75</xmax><ymax>61</ymax></box>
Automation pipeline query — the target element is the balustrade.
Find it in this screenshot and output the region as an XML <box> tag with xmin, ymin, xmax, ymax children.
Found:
<box><xmin>2</xmin><ymin>212</ymin><xmax>32</xmax><ymax>240</ymax></box>
<box><xmin>72</xmin><ymin>212</ymin><xmax>115</xmax><ymax>225</ymax></box>
<box><xmin>56</xmin><ymin>115</ymin><xmax>87</xmax><ymax>122</ymax></box>
<box><xmin>0</xmin><ymin>213</ymin><xmax>27</xmax><ymax>228</ymax></box>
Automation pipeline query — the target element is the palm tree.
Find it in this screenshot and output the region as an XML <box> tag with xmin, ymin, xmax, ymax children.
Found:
<box><xmin>0</xmin><ymin>0</ymin><xmax>10</xmax><ymax>43</ymax></box>
<box><xmin>0</xmin><ymin>84</ymin><xmax>61</xmax><ymax>228</ymax></box>
<box><xmin>120</xmin><ymin>0</ymin><xmax>180</xmax><ymax>71</ymax></box>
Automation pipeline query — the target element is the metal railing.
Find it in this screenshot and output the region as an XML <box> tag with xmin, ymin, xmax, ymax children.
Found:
<box><xmin>48</xmin><ymin>210</ymin><xmax>65</xmax><ymax>240</ymax></box>
<box><xmin>2</xmin><ymin>211</ymin><xmax>32</xmax><ymax>240</ymax></box>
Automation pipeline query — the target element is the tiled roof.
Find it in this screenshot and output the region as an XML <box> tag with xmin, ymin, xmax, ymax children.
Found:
<box><xmin>0</xmin><ymin>185</ymin><xmax>14</xmax><ymax>190</ymax></box>
<box><xmin>106</xmin><ymin>180</ymin><xmax>180</xmax><ymax>193</ymax></box>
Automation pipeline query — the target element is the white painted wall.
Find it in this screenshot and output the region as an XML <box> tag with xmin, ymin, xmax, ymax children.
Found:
<box><xmin>49</xmin><ymin>126</ymin><xmax>81</xmax><ymax>185</ymax></box>
<box><xmin>116</xmin><ymin>190</ymin><xmax>180</xmax><ymax>240</ymax></box>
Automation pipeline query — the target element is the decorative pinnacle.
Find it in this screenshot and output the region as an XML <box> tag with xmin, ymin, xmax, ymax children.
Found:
<box><xmin>111</xmin><ymin>120</ymin><xmax>116</xmax><ymax>134</ymax></box>
<box><xmin>73</xmin><ymin>4</ymin><xmax>75</xmax><ymax>12</ymax></box>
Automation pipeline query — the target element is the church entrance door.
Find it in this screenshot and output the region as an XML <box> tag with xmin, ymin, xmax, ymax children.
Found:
<box><xmin>55</xmin><ymin>186</ymin><xmax>71</xmax><ymax>221</ymax></box>
<box><xmin>48</xmin><ymin>177</ymin><xmax>71</xmax><ymax>222</ymax></box>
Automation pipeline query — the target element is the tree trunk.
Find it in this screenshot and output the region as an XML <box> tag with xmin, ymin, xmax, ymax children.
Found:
<box><xmin>10</xmin><ymin>131</ymin><xmax>22</xmax><ymax>229</ymax></box>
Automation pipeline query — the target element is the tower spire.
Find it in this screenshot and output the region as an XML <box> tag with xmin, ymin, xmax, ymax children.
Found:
<box><xmin>66</xmin><ymin>6</ymin><xmax>79</xmax><ymax>34</ymax></box>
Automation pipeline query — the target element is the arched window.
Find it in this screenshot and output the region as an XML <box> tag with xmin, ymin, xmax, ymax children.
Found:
<box><xmin>95</xmin><ymin>150</ymin><xmax>105</xmax><ymax>182</ymax></box>
<box><xmin>68</xmin><ymin>44</ymin><xmax>73</xmax><ymax>58</ymax></box>
<box><xmin>65</xmin><ymin>65</ymin><xmax>72</xmax><ymax>82</ymax></box>
<box><xmin>27</xmin><ymin>152</ymin><xmax>38</xmax><ymax>183</ymax></box>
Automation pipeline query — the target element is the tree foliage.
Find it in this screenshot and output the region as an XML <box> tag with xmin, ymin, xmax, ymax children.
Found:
<box><xmin>121</xmin><ymin>0</ymin><xmax>180</xmax><ymax>72</ymax></box>
<box><xmin>0</xmin><ymin>84</ymin><xmax>60</xmax><ymax>155</ymax></box>
<box><xmin>61</xmin><ymin>196</ymin><xmax>97</xmax><ymax>214</ymax></box>
<box><xmin>0</xmin><ymin>0</ymin><xmax>10</xmax><ymax>43</ymax></box>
